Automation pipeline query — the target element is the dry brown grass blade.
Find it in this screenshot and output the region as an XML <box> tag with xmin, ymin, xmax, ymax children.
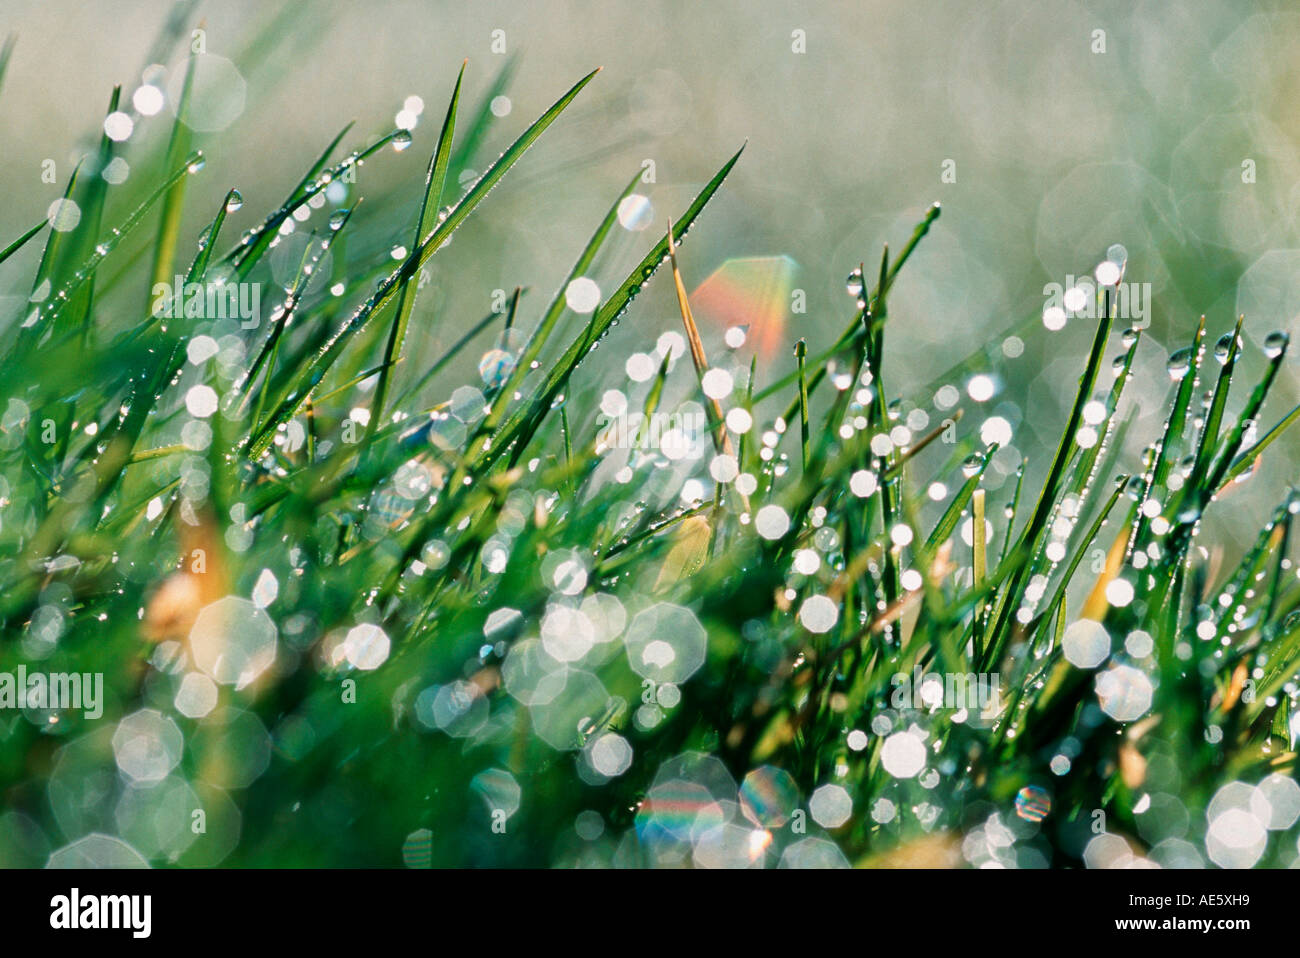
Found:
<box><xmin>666</xmin><ymin>218</ymin><xmax>749</xmax><ymax>511</ymax></box>
<box><xmin>1080</xmin><ymin>521</ymin><xmax>1129</xmax><ymax>621</ymax></box>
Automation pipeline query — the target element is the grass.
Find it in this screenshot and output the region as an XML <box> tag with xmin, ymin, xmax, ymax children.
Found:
<box><xmin>2</xmin><ymin>25</ymin><xmax>1300</xmax><ymax>869</ymax></box>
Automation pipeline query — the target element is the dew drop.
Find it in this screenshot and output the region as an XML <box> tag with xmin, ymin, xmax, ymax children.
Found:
<box><xmin>225</xmin><ymin>190</ymin><xmax>243</xmax><ymax>213</ymax></box>
<box><xmin>1214</xmin><ymin>332</ymin><xmax>1237</xmax><ymax>364</ymax></box>
<box><xmin>1166</xmin><ymin>347</ymin><xmax>1192</xmax><ymax>381</ymax></box>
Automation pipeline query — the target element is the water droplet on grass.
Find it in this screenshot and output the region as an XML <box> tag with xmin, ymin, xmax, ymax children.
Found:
<box><xmin>1166</xmin><ymin>347</ymin><xmax>1192</xmax><ymax>380</ymax></box>
<box><xmin>1214</xmin><ymin>332</ymin><xmax>1238</xmax><ymax>364</ymax></box>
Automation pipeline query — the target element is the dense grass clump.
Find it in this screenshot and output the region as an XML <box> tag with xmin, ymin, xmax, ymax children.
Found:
<box><xmin>2</xmin><ymin>36</ymin><xmax>1300</xmax><ymax>869</ymax></box>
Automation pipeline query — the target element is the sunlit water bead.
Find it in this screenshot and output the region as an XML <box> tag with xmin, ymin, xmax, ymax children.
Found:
<box><xmin>184</xmin><ymin>384</ymin><xmax>219</xmax><ymax>418</ymax></box>
<box><xmin>637</xmin><ymin>752</ymin><xmax>736</xmax><ymax>845</ymax></box>
<box><xmin>624</xmin><ymin>351</ymin><xmax>657</xmax><ymax>382</ymax></box>
<box><xmin>849</xmin><ymin>469</ymin><xmax>879</xmax><ymax>498</ymax></box>
<box><xmin>541</xmin><ymin>604</ymin><xmax>596</xmax><ymax>662</ymax></box>
<box><xmin>174</xmin><ymin>671</ymin><xmax>218</xmax><ymax>720</ymax></box>
<box><xmin>47</xmin><ymin>833</ymin><xmax>149</xmax><ymax>869</ymax></box>
<box><xmin>428</xmin><ymin>412</ymin><xmax>467</xmax><ymax>452</ymax></box>
<box><xmin>393</xmin><ymin>458</ymin><xmax>435</xmax><ymax>500</ymax></box>
<box><xmin>966</xmin><ymin>374</ymin><xmax>996</xmax><ymax>402</ymax></box>
<box><xmin>500</xmin><ymin>638</ymin><xmax>565</xmax><ymax>708</ymax></box>
<box><xmin>112</xmin><ymin>709</ymin><xmax>183</xmax><ymax>784</ymax></box>
<box><xmin>709</xmin><ymin>453</ymin><xmax>740</xmax><ymax>484</ymax></box>
<box><xmin>845</xmin><ymin>267</ymin><xmax>865</xmax><ymax>297</ymax></box>
<box><xmin>1095</xmin><ymin>664</ymin><xmax>1153</xmax><ymax>722</ymax></box>
<box><xmin>960</xmin><ymin>452</ymin><xmax>985</xmax><ymax>479</ymax></box>
<box><xmin>1042</xmin><ymin>304</ymin><xmax>1068</xmax><ymax>331</ymax></box>
<box><xmin>471</xmin><ymin>769</ymin><xmax>522</xmax><ymax>823</ymax></box>
<box><xmin>693</xmin><ymin>821</ymin><xmax>773</xmax><ymax>869</ymax></box>
<box><xmin>188</xmin><ymin>596</ymin><xmax>277</xmax><ymax>688</ymax></box>
<box><xmin>132</xmin><ymin>80</ymin><xmax>165</xmax><ymax>115</ymax></box>
<box><xmin>1255</xmin><ymin>773</ymin><xmax>1300</xmax><ymax>830</ymax></box>
<box><xmin>1263</xmin><ymin>329</ymin><xmax>1290</xmax><ymax>359</ymax></box>
<box><xmin>635</xmin><ymin>777</ymin><xmax>724</xmax><ymax>850</ymax></box>
<box><xmin>1205</xmin><ymin>781</ymin><xmax>1271</xmax><ymax>868</ymax></box>
<box><xmin>880</xmin><ymin>729</ymin><xmax>927</xmax><ymax>779</ymax></box>
<box><xmin>342</xmin><ymin>623</ymin><xmax>391</xmax><ymax>670</ymax></box>
<box><xmin>739</xmin><ymin>766</ymin><xmax>799</xmax><ymax>828</ymax></box>
<box><xmin>478</xmin><ymin>347</ymin><xmax>516</xmax><ymax>389</ymax></box>
<box><xmin>103</xmin><ymin>110</ymin><xmax>134</xmax><ymax>142</ymax></box>
<box><xmin>825</xmin><ymin>359</ymin><xmax>855</xmax><ymax>391</ymax></box>
<box><xmin>1062</xmin><ymin>618</ymin><xmax>1111</xmax><ymax>668</ymax></box>
<box><xmin>585</xmin><ymin>731</ymin><xmax>634</xmax><ymax>778</ymax></box>
<box><xmin>1014</xmin><ymin>785</ymin><xmax>1052</xmax><ymax>822</ymax></box>
<box><xmin>224</xmin><ymin>190</ymin><xmax>243</xmax><ymax>213</ymax></box>
<box><xmin>1080</xmin><ymin>832</ymin><xmax>1146</xmax><ymax>869</ymax></box>
<box><xmin>1094</xmin><ymin>258</ymin><xmax>1122</xmax><ymax>288</ymax></box>
<box><xmin>1165</xmin><ymin>346</ymin><xmax>1193</xmax><ymax>380</ymax></box>
<box><xmin>1104</xmin><ymin>576</ymin><xmax>1135</xmax><ymax>608</ymax></box>
<box><xmin>101</xmin><ymin>156</ymin><xmax>130</xmax><ymax>185</ymax></box>
<box><xmin>979</xmin><ymin>415</ymin><xmax>1013</xmax><ymax>446</ymax></box>
<box><xmin>1124</xmin><ymin>629</ymin><xmax>1155</xmax><ymax>658</ymax></box>
<box><xmin>616</xmin><ymin>193</ymin><xmax>654</xmax><ymax>231</ymax></box>
<box><xmin>700</xmin><ymin>367</ymin><xmax>733</xmax><ymax>400</ymax></box>
<box><xmin>47</xmin><ymin>198</ymin><xmax>82</xmax><ymax>233</ymax></box>
<box><xmin>779</xmin><ymin>836</ymin><xmax>850</xmax><ymax>868</ymax></box>
<box><xmin>414</xmin><ymin>680</ymin><xmax>488</xmax><ymax>738</ymax></box>
<box><xmin>798</xmin><ymin>594</ymin><xmax>839</xmax><ymax>634</ymax></box>
<box><xmin>1213</xmin><ymin>330</ymin><xmax>1242</xmax><ymax>364</ymax></box>
<box><xmin>529</xmin><ymin>669</ymin><xmax>611</xmax><ymax>750</ymax></box>
<box><xmin>754</xmin><ymin>504</ymin><xmax>790</xmax><ymax>540</ymax></box>
<box><xmin>624</xmin><ymin>603</ymin><xmax>707</xmax><ymax>685</ymax></box>
<box><xmin>809</xmin><ymin>784</ymin><xmax>853</xmax><ymax>828</ymax></box>
<box><xmin>564</xmin><ymin>277</ymin><xmax>601</xmax><ymax>314</ymax></box>
<box><xmin>115</xmin><ymin>774</ymin><xmax>201</xmax><ymax>860</ymax></box>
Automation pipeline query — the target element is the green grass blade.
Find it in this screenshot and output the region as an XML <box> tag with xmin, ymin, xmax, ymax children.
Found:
<box><xmin>244</xmin><ymin>70</ymin><xmax>600</xmax><ymax>458</ymax></box>
<box><xmin>487</xmin><ymin>143</ymin><xmax>744</xmax><ymax>467</ymax></box>
<box><xmin>147</xmin><ymin>51</ymin><xmax>197</xmax><ymax>302</ymax></box>
<box><xmin>483</xmin><ymin>168</ymin><xmax>642</xmax><ymax>437</ymax></box>
<box><xmin>0</xmin><ymin>219</ymin><xmax>47</xmax><ymax>266</ymax></box>
<box><xmin>368</xmin><ymin>62</ymin><xmax>466</xmax><ymax>448</ymax></box>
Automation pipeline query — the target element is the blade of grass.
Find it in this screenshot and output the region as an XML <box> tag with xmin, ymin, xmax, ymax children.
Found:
<box><xmin>488</xmin><ymin>144</ymin><xmax>744</xmax><ymax>469</ymax></box>
<box><xmin>367</xmin><ymin>62</ymin><xmax>466</xmax><ymax>450</ymax></box>
<box><xmin>245</xmin><ymin>68</ymin><xmax>601</xmax><ymax>458</ymax></box>
<box><xmin>147</xmin><ymin>51</ymin><xmax>197</xmax><ymax>305</ymax></box>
